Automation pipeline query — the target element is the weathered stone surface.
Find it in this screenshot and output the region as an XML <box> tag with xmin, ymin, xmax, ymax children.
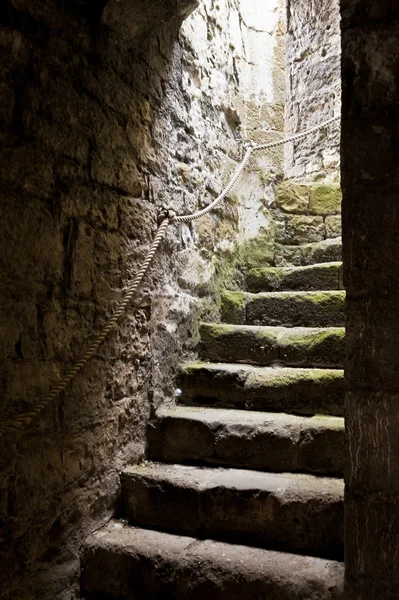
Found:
<box><xmin>275</xmin><ymin>182</ymin><xmax>310</xmax><ymax>213</ymax></box>
<box><xmin>200</xmin><ymin>323</ymin><xmax>345</xmax><ymax>368</ymax></box>
<box><xmin>178</xmin><ymin>362</ymin><xmax>345</xmax><ymax>416</ymax></box>
<box><xmin>342</xmin><ymin>5</ymin><xmax>399</xmax><ymax>597</ymax></box>
<box><xmin>274</xmin><ymin>238</ymin><xmax>342</xmax><ymax>267</ymax></box>
<box><xmin>220</xmin><ymin>291</ymin><xmax>247</xmax><ymax>324</ymax></box>
<box><xmin>244</xmin><ymin>291</ymin><xmax>345</xmax><ymax>327</ymax></box>
<box><xmin>2</xmin><ymin>0</ymin><xmax>289</xmax><ymax>597</ymax></box>
<box><xmin>325</xmin><ymin>215</ymin><xmax>342</xmax><ymax>239</ymax></box>
<box><xmin>279</xmin><ymin>326</ymin><xmax>345</xmax><ymax>368</ymax></box>
<box><xmin>285</xmin><ymin>0</ymin><xmax>341</xmax><ymax>182</ymax></box>
<box><xmin>121</xmin><ymin>463</ymin><xmax>344</xmax><ymax>559</ymax></box>
<box><xmin>148</xmin><ymin>406</ymin><xmax>345</xmax><ymax>475</ymax></box>
<box><xmin>82</xmin><ymin>522</ymin><xmax>345</xmax><ymax>600</ymax></box>
<box><xmin>246</xmin><ymin>262</ymin><xmax>342</xmax><ymax>292</ymax></box>
<box><xmin>200</xmin><ymin>322</ymin><xmax>282</xmax><ymax>365</ymax></box>
<box><xmin>276</xmin><ymin>214</ymin><xmax>325</xmax><ymax>245</ymax></box>
<box><xmin>309</xmin><ymin>185</ymin><xmax>342</xmax><ymax>216</ymax></box>
<box><xmin>222</xmin><ymin>290</ymin><xmax>346</xmax><ymax>328</ymax></box>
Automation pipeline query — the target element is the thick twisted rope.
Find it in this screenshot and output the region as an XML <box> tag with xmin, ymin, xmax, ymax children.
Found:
<box><xmin>0</xmin><ymin>115</ymin><xmax>339</xmax><ymax>441</ymax></box>
<box><xmin>0</xmin><ymin>219</ymin><xmax>169</xmax><ymax>439</ymax></box>
<box><xmin>171</xmin><ymin>115</ymin><xmax>340</xmax><ymax>224</ymax></box>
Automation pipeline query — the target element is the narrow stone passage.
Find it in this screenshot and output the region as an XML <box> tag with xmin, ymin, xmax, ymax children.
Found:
<box><xmin>81</xmin><ymin>189</ymin><xmax>345</xmax><ymax>598</ymax></box>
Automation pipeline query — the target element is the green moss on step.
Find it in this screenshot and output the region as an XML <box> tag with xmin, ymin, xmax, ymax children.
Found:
<box><xmin>221</xmin><ymin>291</ymin><xmax>248</xmax><ymax>324</ymax></box>
<box><xmin>309</xmin><ymin>184</ymin><xmax>342</xmax><ymax>215</ymax></box>
<box><xmin>282</xmin><ymin>328</ymin><xmax>345</xmax><ymax>349</ymax></box>
<box><xmin>180</xmin><ymin>362</ymin><xmax>203</xmax><ymax>376</ymax></box>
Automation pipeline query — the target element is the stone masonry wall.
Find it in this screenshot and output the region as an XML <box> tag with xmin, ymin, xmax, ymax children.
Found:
<box><xmin>285</xmin><ymin>0</ymin><xmax>341</xmax><ymax>182</ymax></box>
<box><xmin>0</xmin><ymin>1</ymin><xmax>286</xmax><ymax>598</ymax></box>
<box><xmin>152</xmin><ymin>0</ymin><xmax>287</xmax><ymax>399</ymax></box>
<box><xmin>342</xmin><ymin>2</ymin><xmax>399</xmax><ymax>598</ymax></box>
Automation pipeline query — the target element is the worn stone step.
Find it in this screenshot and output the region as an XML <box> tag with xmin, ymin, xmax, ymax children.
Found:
<box><xmin>120</xmin><ymin>463</ymin><xmax>344</xmax><ymax>560</ymax></box>
<box><xmin>82</xmin><ymin>521</ymin><xmax>344</xmax><ymax>599</ymax></box>
<box><xmin>246</xmin><ymin>262</ymin><xmax>343</xmax><ymax>293</ymax></box>
<box><xmin>178</xmin><ymin>363</ymin><xmax>344</xmax><ymax>416</ymax></box>
<box><xmin>276</xmin><ymin>237</ymin><xmax>342</xmax><ymax>267</ymax></box>
<box><xmin>200</xmin><ymin>323</ymin><xmax>345</xmax><ymax>368</ymax></box>
<box><xmin>148</xmin><ymin>407</ymin><xmax>344</xmax><ymax>476</ymax></box>
<box><xmin>222</xmin><ymin>290</ymin><xmax>345</xmax><ymax>327</ymax></box>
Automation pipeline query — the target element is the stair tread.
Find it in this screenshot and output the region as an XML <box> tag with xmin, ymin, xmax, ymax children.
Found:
<box><xmin>232</xmin><ymin>289</ymin><xmax>344</xmax><ymax>297</ymax></box>
<box><xmin>221</xmin><ymin>290</ymin><xmax>345</xmax><ymax>327</ymax></box>
<box><xmin>121</xmin><ymin>463</ymin><xmax>344</xmax><ymax>558</ymax></box>
<box><xmin>155</xmin><ymin>405</ymin><xmax>345</xmax><ymax>429</ymax></box>
<box><xmin>181</xmin><ymin>361</ymin><xmax>344</xmax><ymax>377</ymax></box>
<box><xmin>148</xmin><ymin>407</ymin><xmax>344</xmax><ymax>476</ymax></box>
<box><xmin>200</xmin><ymin>323</ymin><xmax>345</xmax><ymax>368</ymax></box>
<box><xmin>246</xmin><ymin>262</ymin><xmax>343</xmax><ymax>292</ymax></box>
<box><xmin>201</xmin><ymin>323</ymin><xmax>345</xmax><ymax>333</ymax></box>
<box><xmin>178</xmin><ymin>362</ymin><xmax>344</xmax><ymax>416</ymax></box>
<box><xmin>123</xmin><ymin>462</ymin><xmax>344</xmax><ymax>496</ymax></box>
<box><xmin>249</xmin><ymin>261</ymin><xmax>342</xmax><ymax>273</ymax></box>
<box><xmin>82</xmin><ymin>521</ymin><xmax>344</xmax><ymax>599</ymax></box>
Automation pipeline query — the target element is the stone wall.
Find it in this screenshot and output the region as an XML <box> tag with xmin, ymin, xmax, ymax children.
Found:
<box><xmin>342</xmin><ymin>2</ymin><xmax>399</xmax><ymax>598</ymax></box>
<box><xmin>0</xmin><ymin>1</ymin><xmax>286</xmax><ymax>598</ymax></box>
<box><xmin>152</xmin><ymin>0</ymin><xmax>287</xmax><ymax>399</ymax></box>
<box><xmin>285</xmin><ymin>0</ymin><xmax>341</xmax><ymax>182</ymax></box>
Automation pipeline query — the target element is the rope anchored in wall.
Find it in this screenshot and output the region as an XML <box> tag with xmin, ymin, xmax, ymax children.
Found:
<box><xmin>0</xmin><ymin>115</ymin><xmax>340</xmax><ymax>442</ymax></box>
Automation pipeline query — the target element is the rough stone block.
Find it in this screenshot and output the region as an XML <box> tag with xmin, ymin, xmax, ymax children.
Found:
<box><xmin>246</xmin><ymin>291</ymin><xmax>345</xmax><ymax>327</ymax></box>
<box><xmin>178</xmin><ymin>362</ymin><xmax>345</xmax><ymax>416</ymax></box>
<box><xmin>246</xmin><ymin>262</ymin><xmax>342</xmax><ymax>292</ymax></box>
<box><xmin>274</xmin><ymin>238</ymin><xmax>342</xmax><ymax>267</ymax></box>
<box><xmin>309</xmin><ymin>184</ymin><xmax>342</xmax><ymax>216</ymax></box>
<box><xmin>276</xmin><ymin>214</ymin><xmax>325</xmax><ymax>245</ymax></box>
<box><xmin>274</xmin><ymin>182</ymin><xmax>309</xmax><ymax>214</ymax></box>
<box><xmin>200</xmin><ymin>323</ymin><xmax>345</xmax><ymax>368</ymax></box>
<box><xmin>121</xmin><ymin>464</ymin><xmax>344</xmax><ymax>559</ymax></box>
<box><xmin>82</xmin><ymin>523</ymin><xmax>345</xmax><ymax>600</ymax></box>
<box><xmin>148</xmin><ymin>406</ymin><xmax>345</xmax><ymax>476</ymax></box>
<box><xmin>325</xmin><ymin>215</ymin><xmax>342</xmax><ymax>238</ymax></box>
<box><xmin>220</xmin><ymin>291</ymin><xmax>247</xmax><ymax>324</ymax></box>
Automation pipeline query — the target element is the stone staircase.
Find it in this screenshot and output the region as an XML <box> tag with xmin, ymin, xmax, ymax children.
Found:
<box><xmin>81</xmin><ymin>236</ymin><xmax>345</xmax><ymax>599</ymax></box>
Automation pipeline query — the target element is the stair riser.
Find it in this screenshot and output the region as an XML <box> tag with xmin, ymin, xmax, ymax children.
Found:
<box><xmin>246</xmin><ymin>263</ymin><xmax>343</xmax><ymax>293</ymax></box>
<box><xmin>148</xmin><ymin>416</ymin><xmax>344</xmax><ymax>476</ymax></box>
<box><xmin>278</xmin><ymin>239</ymin><xmax>342</xmax><ymax>267</ymax></box>
<box><xmin>200</xmin><ymin>325</ymin><xmax>345</xmax><ymax>368</ymax></box>
<box><xmin>178</xmin><ymin>369</ymin><xmax>345</xmax><ymax>416</ymax></box>
<box><xmin>121</xmin><ymin>472</ymin><xmax>344</xmax><ymax>560</ymax></box>
<box><xmin>221</xmin><ymin>292</ymin><xmax>345</xmax><ymax>327</ymax></box>
<box><xmin>82</xmin><ymin>525</ymin><xmax>345</xmax><ymax>600</ymax></box>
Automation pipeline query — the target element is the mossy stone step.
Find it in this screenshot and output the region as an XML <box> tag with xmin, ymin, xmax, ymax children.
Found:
<box><xmin>246</xmin><ymin>262</ymin><xmax>343</xmax><ymax>293</ymax></box>
<box><xmin>222</xmin><ymin>290</ymin><xmax>345</xmax><ymax>327</ymax></box>
<box><xmin>82</xmin><ymin>522</ymin><xmax>344</xmax><ymax>599</ymax></box>
<box><xmin>178</xmin><ymin>363</ymin><xmax>344</xmax><ymax>416</ymax></box>
<box><xmin>148</xmin><ymin>406</ymin><xmax>344</xmax><ymax>476</ymax></box>
<box><xmin>121</xmin><ymin>463</ymin><xmax>344</xmax><ymax>560</ymax></box>
<box><xmin>276</xmin><ymin>237</ymin><xmax>342</xmax><ymax>267</ymax></box>
<box><xmin>200</xmin><ymin>323</ymin><xmax>345</xmax><ymax>368</ymax></box>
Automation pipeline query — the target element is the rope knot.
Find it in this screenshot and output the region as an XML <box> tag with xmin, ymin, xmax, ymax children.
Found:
<box><xmin>158</xmin><ymin>207</ymin><xmax>177</xmax><ymax>224</ymax></box>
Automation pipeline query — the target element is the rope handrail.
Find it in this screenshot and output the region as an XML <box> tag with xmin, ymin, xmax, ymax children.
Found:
<box><xmin>0</xmin><ymin>115</ymin><xmax>340</xmax><ymax>441</ymax></box>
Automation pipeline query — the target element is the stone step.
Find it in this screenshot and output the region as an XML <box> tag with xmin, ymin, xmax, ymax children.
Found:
<box><xmin>276</xmin><ymin>237</ymin><xmax>342</xmax><ymax>267</ymax></box>
<box><xmin>120</xmin><ymin>463</ymin><xmax>344</xmax><ymax>560</ymax></box>
<box><xmin>82</xmin><ymin>521</ymin><xmax>344</xmax><ymax>599</ymax></box>
<box><xmin>200</xmin><ymin>323</ymin><xmax>345</xmax><ymax>368</ymax></box>
<box><xmin>178</xmin><ymin>363</ymin><xmax>344</xmax><ymax>416</ymax></box>
<box><xmin>246</xmin><ymin>262</ymin><xmax>343</xmax><ymax>293</ymax></box>
<box><xmin>148</xmin><ymin>407</ymin><xmax>344</xmax><ymax>476</ymax></box>
<box><xmin>222</xmin><ymin>290</ymin><xmax>345</xmax><ymax>327</ymax></box>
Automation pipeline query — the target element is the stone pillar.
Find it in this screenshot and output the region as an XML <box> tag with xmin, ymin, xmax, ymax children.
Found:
<box><xmin>341</xmin><ymin>2</ymin><xmax>399</xmax><ymax>599</ymax></box>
